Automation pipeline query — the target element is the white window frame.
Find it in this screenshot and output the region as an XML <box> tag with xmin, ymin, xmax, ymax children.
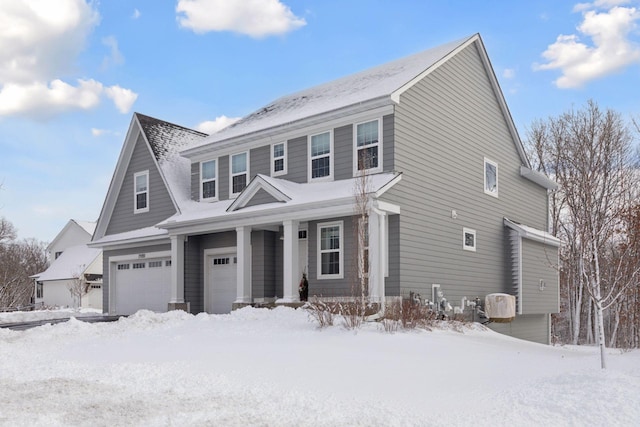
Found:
<box><xmin>230</xmin><ymin>151</ymin><xmax>250</xmax><ymax>198</ymax></box>
<box><xmin>353</xmin><ymin>118</ymin><xmax>383</xmax><ymax>175</ymax></box>
<box><xmin>317</xmin><ymin>221</ymin><xmax>344</xmax><ymax>280</ymax></box>
<box><xmin>271</xmin><ymin>142</ymin><xmax>287</xmax><ymax>177</ymax></box>
<box><xmin>200</xmin><ymin>159</ymin><xmax>218</xmax><ymax>202</ymax></box>
<box><xmin>134</xmin><ymin>170</ymin><xmax>149</xmax><ymax>214</ymax></box>
<box><xmin>308</xmin><ymin>131</ymin><xmax>333</xmax><ymax>182</ymax></box>
<box><xmin>463</xmin><ymin>228</ymin><xmax>476</xmax><ymax>252</ymax></box>
<box><xmin>484</xmin><ymin>157</ymin><xmax>498</xmax><ymax>197</ymax></box>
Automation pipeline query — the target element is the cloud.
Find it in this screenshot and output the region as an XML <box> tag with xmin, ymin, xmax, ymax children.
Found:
<box><xmin>196</xmin><ymin>115</ymin><xmax>241</xmax><ymax>134</ymax></box>
<box><xmin>101</xmin><ymin>36</ymin><xmax>124</xmax><ymax>69</ymax></box>
<box><xmin>91</xmin><ymin>128</ymin><xmax>107</xmax><ymax>136</ymax></box>
<box><xmin>0</xmin><ymin>0</ymin><xmax>138</xmax><ymax>117</ymax></box>
<box><xmin>132</xmin><ymin>8</ymin><xmax>141</xmax><ymax>19</ymax></box>
<box><xmin>535</xmin><ymin>3</ymin><xmax>640</xmax><ymax>88</ymax></box>
<box><xmin>104</xmin><ymin>86</ymin><xmax>138</xmax><ymax>113</ymax></box>
<box><xmin>176</xmin><ymin>0</ymin><xmax>306</xmax><ymax>38</ymax></box>
<box><xmin>503</xmin><ymin>68</ymin><xmax>516</xmax><ymax>79</ymax></box>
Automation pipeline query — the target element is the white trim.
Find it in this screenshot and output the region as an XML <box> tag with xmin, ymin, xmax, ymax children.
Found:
<box><xmin>463</xmin><ymin>228</ymin><xmax>476</xmax><ymax>252</ymax></box>
<box><xmin>519</xmin><ymin>166</ymin><xmax>558</xmax><ymax>190</ymax></box>
<box><xmin>373</xmin><ymin>200</ymin><xmax>401</xmax><ymax>214</ymax></box>
<box><xmin>200</xmin><ymin>159</ymin><xmax>218</xmax><ymax>202</ymax></box>
<box><xmin>308</xmin><ymin>130</ymin><xmax>334</xmax><ymax>182</ymax></box>
<box><xmin>317</xmin><ymin>220</ymin><xmax>344</xmax><ymax>280</ymax></box>
<box><xmin>503</xmin><ymin>218</ymin><xmax>561</xmax><ymax>247</ymax></box>
<box><xmin>134</xmin><ymin>170</ymin><xmax>149</xmax><ymax>214</ymax></box>
<box><xmin>203</xmin><ymin>246</ymin><xmax>236</xmax><ymax>313</ymax></box>
<box><xmin>227</xmin><ymin>174</ymin><xmax>291</xmax><ymax>212</ymax></box>
<box><xmin>353</xmin><ymin>118</ymin><xmax>383</xmax><ymax>176</ymax></box>
<box><xmin>483</xmin><ymin>157</ymin><xmax>499</xmax><ymax>198</ymax></box>
<box><xmin>271</xmin><ymin>142</ymin><xmax>287</xmax><ymax>177</ymax></box>
<box><xmin>230</xmin><ymin>151</ymin><xmax>250</xmax><ymax>198</ymax></box>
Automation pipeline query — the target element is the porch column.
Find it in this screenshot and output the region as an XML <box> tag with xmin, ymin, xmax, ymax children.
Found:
<box><xmin>368</xmin><ymin>210</ymin><xmax>387</xmax><ymax>303</ymax></box>
<box><xmin>168</xmin><ymin>235</ymin><xmax>188</xmax><ymax>311</ymax></box>
<box><xmin>280</xmin><ymin>219</ymin><xmax>299</xmax><ymax>302</ymax></box>
<box><xmin>235</xmin><ymin>226</ymin><xmax>252</xmax><ymax>303</ymax></box>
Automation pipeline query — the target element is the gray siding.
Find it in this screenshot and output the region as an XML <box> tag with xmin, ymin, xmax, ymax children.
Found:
<box><xmin>250</xmin><ymin>146</ymin><xmax>270</xmax><ymax>178</ymax></box>
<box><xmin>185</xmin><ymin>236</ymin><xmax>202</xmax><ymax>313</ymax></box>
<box><xmin>106</xmin><ymin>133</ymin><xmax>177</xmax><ymax>236</ymax></box>
<box><xmin>489</xmin><ymin>314</ymin><xmax>550</xmax><ymax>344</ymax></box>
<box><xmin>283</xmin><ymin>136</ymin><xmax>307</xmax><ymax>183</ymax></box>
<box><xmin>251</xmin><ymin>231</ymin><xmax>277</xmax><ymax>299</ymax></box>
<box><xmin>219</xmin><ymin>155</ymin><xmax>229</xmax><ymax>200</ymax></box>
<box><xmin>381</xmin><ymin>42</ymin><xmax>550</xmax><ymax>312</ymax></box>
<box><xmin>245</xmin><ymin>188</ymin><xmax>281</xmax><ymax>208</ymax></box>
<box><xmin>522</xmin><ymin>239</ymin><xmax>559</xmax><ymax>314</ymax></box>
<box><xmin>383</xmin><ymin>114</ymin><xmax>394</xmax><ymax>172</ymax></box>
<box><xmin>308</xmin><ymin>216</ymin><xmax>357</xmax><ymax>297</ymax></box>
<box><xmin>385</xmin><ymin>214</ymin><xmax>400</xmax><ymax>296</ymax></box>
<box><xmin>334</xmin><ymin>124</ymin><xmax>353</xmax><ymax>181</ymax></box>
<box><xmin>191</xmin><ymin>162</ymin><xmax>199</xmax><ymax>201</ymax></box>
<box><xmin>102</xmin><ymin>244</ymin><xmax>171</xmax><ymax>313</ymax></box>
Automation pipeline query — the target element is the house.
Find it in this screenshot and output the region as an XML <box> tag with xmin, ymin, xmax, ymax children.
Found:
<box><xmin>33</xmin><ymin>220</ymin><xmax>103</xmax><ymax>309</ymax></box>
<box><xmin>90</xmin><ymin>34</ymin><xmax>560</xmax><ymax>344</ymax></box>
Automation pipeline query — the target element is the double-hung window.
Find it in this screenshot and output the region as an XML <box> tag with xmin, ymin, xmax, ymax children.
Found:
<box><xmin>230</xmin><ymin>152</ymin><xmax>249</xmax><ymax>196</ymax></box>
<box><xmin>309</xmin><ymin>131</ymin><xmax>332</xmax><ymax>181</ymax></box>
<box><xmin>201</xmin><ymin>159</ymin><xmax>217</xmax><ymax>201</ymax></box>
<box><xmin>134</xmin><ymin>171</ymin><xmax>149</xmax><ymax>213</ymax></box>
<box><xmin>484</xmin><ymin>158</ymin><xmax>498</xmax><ymax>197</ymax></box>
<box><xmin>271</xmin><ymin>142</ymin><xmax>287</xmax><ymax>176</ymax></box>
<box><xmin>317</xmin><ymin>221</ymin><xmax>343</xmax><ymax>279</ymax></box>
<box><xmin>354</xmin><ymin>119</ymin><xmax>382</xmax><ymax>174</ymax></box>
<box><xmin>463</xmin><ymin>228</ymin><xmax>476</xmax><ymax>252</ymax></box>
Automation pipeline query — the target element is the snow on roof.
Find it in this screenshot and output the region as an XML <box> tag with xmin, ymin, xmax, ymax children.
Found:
<box><xmin>90</xmin><ymin>226</ymin><xmax>168</xmax><ymax>247</ymax></box>
<box><xmin>159</xmin><ymin>172</ymin><xmax>400</xmax><ymax>227</ymax></box>
<box><xmin>504</xmin><ymin>218</ymin><xmax>561</xmax><ymax>247</ymax></box>
<box><xmin>35</xmin><ymin>244</ymin><xmax>101</xmax><ymax>282</ymax></box>
<box><xmin>191</xmin><ymin>36</ymin><xmax>474</xmax><ymax>147</ymax></box>
<box><xmin>136</xmin><ymin>113</ymin><xmax>209</xmax><ymax>210</ymax></box>
<box><xmin>73</xmin><ymin>220</ymin><xmax>96</xmax><ymax>236</ymax></box>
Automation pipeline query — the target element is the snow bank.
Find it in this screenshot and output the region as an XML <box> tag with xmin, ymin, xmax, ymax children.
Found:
<box><xmin>0</xmin><ymin>307</ymin><xmax>638</xmax><ymax>426</ymax></box>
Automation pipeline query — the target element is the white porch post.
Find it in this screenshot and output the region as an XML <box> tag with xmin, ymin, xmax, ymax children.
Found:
<box><xmin>368</xmin><ymin>210</ymin><xmax>387</xmax><ymax>303</ymax></box>
<box><xmin>169</xmin><ymin>235</ymin><xmax>186</xmax><ymax>310</ymax></box>
<box><xmin>280</xmin><ymin>219</ymin><xmax>299</xmax><ymax>303</ymax></box>
<box><xmin>236</xmin><ymin>226</ymin><xmax>252</xmax><ymax>303</ymax></box>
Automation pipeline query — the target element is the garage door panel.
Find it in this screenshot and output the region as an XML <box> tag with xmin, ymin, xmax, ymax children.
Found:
<box><xmin>208</xmin><ymin>254</ymin><xmax>237</xmax><ymax>314</ymax></box>
<box><xmin>113</xmin><ymin>259</ymin><xmax>171</xmax><ymax>315</ymax></box>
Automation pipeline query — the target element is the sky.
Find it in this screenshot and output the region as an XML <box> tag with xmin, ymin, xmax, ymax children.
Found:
<box><xmin>1</xmin><ymin>0</ymin><xmax>640</xmax><ymax>242</ymax></box>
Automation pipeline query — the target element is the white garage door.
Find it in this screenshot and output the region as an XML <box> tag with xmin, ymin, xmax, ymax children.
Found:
<box><xmin>207</xmin><ymin>254</ymin><xmax>237</xmax><ymax>314</ymax></box>
<box><xmin>113</xmin><ymin>258</ymin><xmax>171</xmax><ymax>315</ymax></box>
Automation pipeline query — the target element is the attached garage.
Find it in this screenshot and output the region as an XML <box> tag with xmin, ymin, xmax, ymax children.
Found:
<box><xmin>111</xmin><ymin>256</ymin><xmax>172</xmax><ymax>315</ymax></box>
<box><xmin>204</xmin><ymin>248</ymin><xmax>238</xmax><ymax>314</ymax></box>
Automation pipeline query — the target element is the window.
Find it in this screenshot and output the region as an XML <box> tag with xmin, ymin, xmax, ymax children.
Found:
<box><xmin>317</xmin><ymin>221</ymin><xmax>343</xmax><ymax>279</ymax></box>
<box><xmin>271</xmin><ymin>142</ymin><xmax>287</xmax><ymax>176</ymax></box>
<box><xmin>132</xmin><ymin>262</ymin><xmax>146</xmax><ymax>269</ymax></box>
<box><xmin>230</xmin><ymin>152</ymin><xmax>249</xmax><ymax>196</ymax></box>
<box><xmin>149</xmin><ymin>261</ymin><xmax>163</xmax><ymax>268</ymax></box>
<box><xmin>309</xmin><ymin>131</ymin><xmax>332</xmax><ymax>181</ymax></box>
<box><xmin>213</xmin><ymin>257</ymin><xmax>230</xmax><ymax>265</ymax></box>
<box><xmin>463</xmin><ymin>228</ymin><xmax>476</xmax><ymax>252</ymax></box>
<box><xmin>201</xmin><ymin>160</ymin><xmax>218</xmax><ymax>201</ymax></box>
<box><xmin>484</xmin><ymin>158</ymin><xmax>498</xmax><ymax>197</ymax></box>
<box><xmin>36</xmin><ymin>282</ymin><xmax>43</xmax><ymax>299</ymax></box>
<box><xmin>165</xmin><ymin>260</ymin><xmax>172</xmax><ymax>267</ymax></box>
<box><xmin>54</xmin><ymin>251</ymin><xmax>63</xmax><ymax>259</ymax></box>
<box><xmin>134</xmin><ymin>171</ymin><xmax>149</xmax><ymax>213</ymax></box>
<box><xmin>354</xmin><ymin>119</ymin><xmax>382</xmax><ymax>174</ymax></box>
<box><xmin>298</xmin><ymin>230</ymin><xmax>307</xmax><ymax>240</ymax></box>
<box><xmin>117</xmin><ymin>263</ymin><xmax>130</xmax><ymax>270</ymax></box>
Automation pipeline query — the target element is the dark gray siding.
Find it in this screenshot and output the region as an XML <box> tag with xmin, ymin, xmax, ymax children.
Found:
<box><xmin>245</xmin><ymin>188</ymin><xmax>281</xmax><ymax>208</ymax></box>
<box><xmin>334</xmin><ymin>124</ymin><xmax>353</xmax><ymax>181</ymax></box>
<box><xmin>522</xmin><ymin>239</ymin><xmax>559</xmax><ymax>314</ymax></box>
<box><xmin>283</xmin><ymin>136</ymin><xmax>307</xmax><ymax>183</ymax></box>
<box><xmin>385</xmin><ymin>214</ymin><xmax>400</xmax><ymax>296</ymax></box>
<box><xmin>381</xmin><ymin>42</ymin><xmax>550</xmax><ymax>312</ymax></box>
<box><xmin>383</xmin><ymin>114</ymin><xmax>394</xmax><ymax>172</ymax></box>
<box><xmin>106</xmin><ymin>134</ymin><xmax>177</xmax><ymax>235</ymax></box>
<box><xmin>219</xmin><ymin>155</ymin><xmax>229</xmax><ymax>200</ymax></box>
<box><xmin>250</xmin><ymin>146</ymin><xmax>270</xmax><ymax>178</ymax></box>
<box><xmin>191</xmin><ymin>162</ymin><xmax>199</xmax><ymax>201</ymax></box>
<box><xmin>251</xmin><ymin>231</ymin><xmax>277</xmax><ymax>299</ymax></box>
<box><xmin>489</xmin><ymin>314</ymin><xmax>550</xmax><ymax>344</ymax></box>
<box><xmin>307</xmin><ymin>216</ymin><xmax>357</xmax><ymax>297</ymax></box>
<box><xmin>185</xmin><ymin>236</ymin><xmax>202</xmax><ymax>313</ymax></box>
<box><xmin>102</xmin><ymin>244</ymin><xmax>171</xmax><ymax>313</ymax></box>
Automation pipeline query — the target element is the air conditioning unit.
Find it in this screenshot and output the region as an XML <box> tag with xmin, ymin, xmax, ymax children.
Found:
<box><xmin>485</xmin><ymin>293</ymin><xmax>515</xmax><ymax>323</ymax></box>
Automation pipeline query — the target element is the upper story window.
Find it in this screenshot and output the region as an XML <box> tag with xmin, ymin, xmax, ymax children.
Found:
<box><xmin>317</xmin><ymin>221</ymin><xmax>343</xmax><ymax>279</ymax></box>
<box><xmin>54</xmin><ymin>251</ymin><xmax>63</xmax><ymax>259</ymax></box>
<box><xmin>484</xmin><ymin>158</ymin><xmax>498</xmax><ymax>197</ymax></box>
<box><xmin>201</xmin><ymin>159</ymin><xmax>218</xmax><ymax>201</ymax></box>
<box><xmin>463</xmin><ymin>228</ymin><xmax>476</xmax><ymax>252</ymax></box>
<box><xmin>354</xmin><ymin>119</ymin><xmax>382</xmax><ymax>174</ymax></box>
<box><xmin>271</xmin><ymin>142</ymin><xmax>287</xmax><ymax>177</ymax></box>
<box><xmin>230</xmin><ymin>152</ymin><xmax>249</xmax><ymax>197</ymax></box>
<box><xmin>309</xmin><ymin>131</ymin><xmax>333</xmax><ymax>181</ymax></box>
<box><xmin>134</xmin><ymin>171</ymin><xmax>149</xmax><ymax>213</ymax></box>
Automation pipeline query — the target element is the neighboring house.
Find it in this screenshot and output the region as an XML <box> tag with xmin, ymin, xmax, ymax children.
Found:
<box><xmin>90</xmin><ymin>34</ymin><xmax>560</xmax><ymax>344</ymax></box>
<box><xmin>33</xmin><ymin>220</ymin><xmax>103</xmax><ymax>309</ymax></box>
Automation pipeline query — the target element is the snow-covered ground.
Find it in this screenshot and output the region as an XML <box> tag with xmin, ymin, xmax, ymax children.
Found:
<box><xmin>0</xmin><ymin>308</ymin><xmax>102</xmax><ymax>324</ymax></box>
<box><xmin>0</xmin><ymin>307</ymin><xmax>638</xmax><ymax>426</ymax></box>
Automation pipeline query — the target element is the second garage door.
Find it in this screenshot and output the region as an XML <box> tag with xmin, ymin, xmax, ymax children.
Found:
<box><xmin>113</xmin><ymin>258</ymin><xmax>171</xmax><ymax>315</ymax></box>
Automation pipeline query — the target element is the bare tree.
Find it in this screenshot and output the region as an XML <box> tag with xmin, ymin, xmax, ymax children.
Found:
<box><xmin>526</xmin><ymin>100</ymin><xmax>639</xmax><ymax>368</ymax></box>
<box><xmin>0</xmin><ymin>233</ymin><xmax>48</xmax><ymax>310</ymax></box>
<box><xmin>67</xmin><ymin>266</ymin><xmax>88</xmax><ymax>309</ymax></box>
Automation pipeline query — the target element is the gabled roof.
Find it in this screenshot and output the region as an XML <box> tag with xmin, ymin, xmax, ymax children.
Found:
<box><xmin>47</xmin><ymin>219</ymin><xmax>95</xmax><ymax>251</ymax></box>
<box><xmin>93</xmin><ymin>113</ymin><xmax>208</xmax><ymax>240</ymax></box>
<box><xmin>182</xmin><ymin>35</ymin><xmax>476</xmax><ymax>154</ymax></box>
<box><xmin>227</xmin><ymin>174</ymin><xmax>292</xmax><ymax>212</ymax></box>
<box><xmin>34</xmin><ymin>244</ymin><xmax>102</xmax><ymax>281</ymax></box>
